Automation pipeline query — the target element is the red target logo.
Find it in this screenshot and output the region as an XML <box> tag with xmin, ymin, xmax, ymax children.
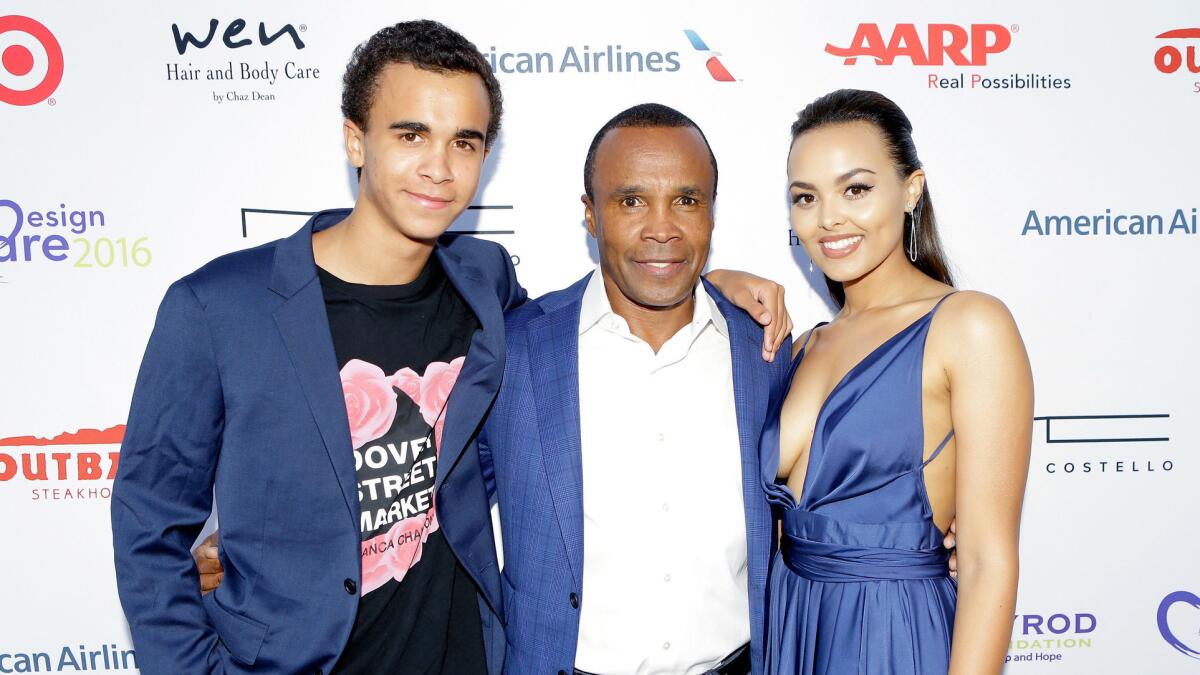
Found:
<box><xmin>0</xmin><ymin>15</ymin><xmax>64</xmax><ymax>106</ymax></box>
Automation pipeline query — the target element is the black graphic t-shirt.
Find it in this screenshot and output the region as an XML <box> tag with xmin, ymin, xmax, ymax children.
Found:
<box><xmin>320</xmin><ymin>258</ymin><xmax>486</xmax><ymax>675</ymax></box>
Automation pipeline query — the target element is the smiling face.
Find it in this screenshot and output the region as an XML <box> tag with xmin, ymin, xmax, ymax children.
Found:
<box><xmin>345</xmin><ymin>62</ymin><xmax>491</xmax><ymax>243</ymax></box>
<box><xmin>787</xmin><ymin>121</ymin><xmax>924</xmax><ymax>283</ymax></box>
<box><xmin>583</xmin><ymin>126</ymin><xmax>716</xmax><ymax>313</ymax></box>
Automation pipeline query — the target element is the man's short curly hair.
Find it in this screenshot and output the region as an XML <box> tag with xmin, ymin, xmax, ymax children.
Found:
<box><xmin>341</xmin><ymin>20</ymin><xmax>502</xmax><ymax>148</ymax></box>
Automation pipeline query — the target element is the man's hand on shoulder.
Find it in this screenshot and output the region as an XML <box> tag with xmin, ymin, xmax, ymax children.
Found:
<box><xmin>706</xmin><ymin>270</ymin><xmax>794</xmax><ymax>362</ymax></box>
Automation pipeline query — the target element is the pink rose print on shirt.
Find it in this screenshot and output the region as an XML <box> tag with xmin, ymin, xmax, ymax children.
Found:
<box><xmin>389</xmin><ymin>356</ymin><xmax>464</xmax><ymax>450</ymax></box>
<box><xmin>360</xmin><ymin>503</ymin><xmax>441</xmax><ymax>594</ymax></box>
<box><xmin>390</xmin><ymin>367</ymin><xmax>422</xmax><ymax>409</ymax></box>
<box><xmin>340</xmin><ymin>360</ymin><xmax>398</xmax><ymax>450</ymax></box>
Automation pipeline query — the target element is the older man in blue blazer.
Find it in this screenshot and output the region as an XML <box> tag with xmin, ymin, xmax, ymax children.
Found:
<box><xmin>480</xmin><ymin>104</ymin><xmax>793</xmax><ymax>675</ymax></box>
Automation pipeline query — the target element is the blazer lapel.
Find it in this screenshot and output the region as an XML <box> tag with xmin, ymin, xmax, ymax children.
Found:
<box><xmin>704</xmin><ymin>279</ymin><xmax>775</xmax><ymax>674</ymax></box>
<box><xmin>703</xmin><ymin>280</ymin><xmax>770</xmax><ymax>476</ymax></box>
<box><xmin>270</xmin><ymin>214</ymin><xmax>358</xmax><ymax>526</ymax></box>
<box><xmin>434</xmin><ymin>247</ymin><xmax>505</xmax><ymax>490</ymax></box>
<box><xmin>527</xmin><ymin>280</ymin><xmax>588</xmax><ymax>588</ymax></box>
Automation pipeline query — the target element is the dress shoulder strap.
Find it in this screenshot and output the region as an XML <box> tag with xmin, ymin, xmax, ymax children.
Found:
<box><xmin>929</xmin><ymin>291</ymin><xmax>959</xmax><ymax>316</ymax></box>
<box><xmin>922</xmin><ymin>429</ymin><xmax>955</xmax><ymax>467</ymax></box>
<box><xmin>798</xmin><ymin>321</ymin><xmax>828</xmax><ymax>353</ymax></box>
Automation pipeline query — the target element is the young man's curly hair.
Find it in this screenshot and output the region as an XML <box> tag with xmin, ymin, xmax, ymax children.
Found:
<box><xmin>341</xmin><ymin>20</ymin><xmax>503</xmax><ymax>149</ymax></box>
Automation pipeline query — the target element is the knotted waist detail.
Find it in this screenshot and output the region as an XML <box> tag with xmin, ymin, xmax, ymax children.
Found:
<box><xmin>780</xmin><ymin>521</ymin><xmax>950</xmax><ymax>583</ymax></box>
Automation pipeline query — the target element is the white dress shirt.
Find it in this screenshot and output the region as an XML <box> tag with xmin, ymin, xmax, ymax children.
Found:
<box><xmin>574</xmin><ymin>268</ymin><xmax>749</xmax><ymax>675</ymax></box>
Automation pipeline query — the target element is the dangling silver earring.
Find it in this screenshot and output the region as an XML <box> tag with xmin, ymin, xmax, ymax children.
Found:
<box><xmin>808</xmin><ymin>256</ymin><xmax>814</xmax><ymax>273</ymax></box>
<box><xmin>907</xmin><ymin>203</ymin><xmax>921</xmax><ymax>262</ymax></box>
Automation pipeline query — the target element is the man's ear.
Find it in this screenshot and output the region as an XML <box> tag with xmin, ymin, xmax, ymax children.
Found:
<box><xmin>344</xmin><ymin>119</ymin><xmax>365</xmax><ymax>170</ymax></box>
<box><xmin>582</xmin><ymin>195</ymin><xmax>599</xmax><ymax>238</ymax></box>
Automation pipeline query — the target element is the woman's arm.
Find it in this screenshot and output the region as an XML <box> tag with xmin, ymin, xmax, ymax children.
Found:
<box><xmin>941</xmin><ymin>292</ymin><xmax>1033</xmax><ymax>675</ymax></box>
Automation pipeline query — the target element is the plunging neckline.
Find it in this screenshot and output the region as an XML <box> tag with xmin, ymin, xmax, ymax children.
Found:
<box><xmin>783</xmin><ymin>300</ymin><xmax>948</xmax><ymax>506</ymax></box>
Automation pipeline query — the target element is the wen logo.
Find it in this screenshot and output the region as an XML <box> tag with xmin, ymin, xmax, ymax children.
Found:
<box><xmin>0</xmin><ymin>15</ymin><xmax>64</xmax><ymax>106</ymax></box>
<box><xmin>683</xmin><ymin>30</ymin><xmax>735</xmax><ymax>82</ymax></box>
<box><xmin>171</xmin><ymin>18</ymin><xmax>305</xmax><ymax>55</ymax></box>
<box><xmin>826</xmin><ymin>23</ymin><xmax>1013</xmax><ymax>66</ymax></box>
<box><xmin>1158</xmin><ymin>591</ymin><xmax>1200</xmax><ymax>660</ymax></box>
<box><xmin>1154</xmin><ymin>28</ymin><xmax>1200</xmax><ymax>74</ymax></box>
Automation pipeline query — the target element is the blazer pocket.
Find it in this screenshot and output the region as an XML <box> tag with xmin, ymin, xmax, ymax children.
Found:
<box><xmin>202</xmin><ymin>591</ymin><xmax>269</xmax><ymax>666</ymax></box>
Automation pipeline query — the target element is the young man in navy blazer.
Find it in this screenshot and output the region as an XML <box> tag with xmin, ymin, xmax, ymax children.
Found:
<box><xmin>114</xmin><ymin>21</ymin><xmax>789</xmax><ymax>675</ymax></box>
<box><xmin>112</xmin><ymin>20</ymin><xmax>521</xmax><ymax>675</ymax></box>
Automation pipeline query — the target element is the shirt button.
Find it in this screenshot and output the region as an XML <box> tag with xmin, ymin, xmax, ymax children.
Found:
<box><xmin>661</xmin><ymin>503</ymin><xmax>669</xmax><ymax>512</ymax></box>
<box><xmin>663</xmin><ymin>574</ymin><xmax>671</xmax><ymax>582</ymax></box>
<box><xmin>662</xmin><ymin>642</ymin><xmax>671</xmax><ymax>650</ymax></box>
<box><xmin>344</xmin><ymin>579</ymin><xmax>356</xmax><ymax>595</ymax></box>
<box><xmin>569</xmin><ymin>592</ymin><xmax>579</xmax><ymax>609</ymax></box>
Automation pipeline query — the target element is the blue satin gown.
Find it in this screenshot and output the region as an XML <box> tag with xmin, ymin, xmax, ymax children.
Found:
<box><xmin>763</xmin><ymin>294</ymin><xmax>958</xmax><ymax>675</ymax></box>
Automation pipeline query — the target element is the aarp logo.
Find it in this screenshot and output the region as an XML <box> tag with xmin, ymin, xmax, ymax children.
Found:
<box><xmin>826</xmin><ymin>23</ymin><xmax>1013</xmax><ymax>66</ymax></box>
<box><xmin>0</xmin><ymin>15</ymin><xmax>63</xmax><ymax>106</ymax></box>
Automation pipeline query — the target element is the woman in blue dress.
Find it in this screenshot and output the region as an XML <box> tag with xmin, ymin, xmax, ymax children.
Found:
<box><xmin>763</xmin><ymin>89</ymin><xmax>1033</xmax><ymax>674</ymax></box>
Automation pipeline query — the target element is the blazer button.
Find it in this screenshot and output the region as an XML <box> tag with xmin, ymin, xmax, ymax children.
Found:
<box><xmin>344</xmin><ymin>579</ymin><xmax>356</xmax><ymax>595</ymax></box>
<box><xmin>569</xmin><ymin>592</ymin><xmax>579</xmax><ymax>609</ymax></box>
<box><xmin>558</xmin><ymin>671</ymin><xmax>567</xmax><ymax>675</ymax></box>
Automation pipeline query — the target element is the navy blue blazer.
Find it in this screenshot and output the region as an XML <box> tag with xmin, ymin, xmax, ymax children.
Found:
<box><xmin>480</xmin><ymin>273</ymin><xmax>793</xmax><ymax>675</ymax></box>
<box><xmin>112</xmin><ymin>209</ymin><xmax>524</xmax><ymax>674</ymax></box>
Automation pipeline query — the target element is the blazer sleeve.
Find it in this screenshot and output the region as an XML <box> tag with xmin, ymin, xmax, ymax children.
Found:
<box><xmin>111</xmin><ymin>279</ymin><xmax>225</xmax><ymax>675</ymax></box>
<box><xmin>773</xmin><ymin>335</ymin><xmax>795</xmax><ymax>397</ymax></box>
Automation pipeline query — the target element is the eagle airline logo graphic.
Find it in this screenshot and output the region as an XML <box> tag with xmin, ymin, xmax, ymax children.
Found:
<box><xmin>683</xmin><ymin>30</ymin><xmax>735</xmax><ymax>82</ymax></box>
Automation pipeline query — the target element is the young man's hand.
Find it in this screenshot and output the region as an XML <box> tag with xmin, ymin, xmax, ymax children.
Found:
<box><xmin>193</xmin><ymin>531</ymin><xmax>224</xmax><ymax>595</ymax></box>
<box><xmin>706</xmin><ymin>270</ymin><xmax>794</xmax><ymax>362</ymax></box>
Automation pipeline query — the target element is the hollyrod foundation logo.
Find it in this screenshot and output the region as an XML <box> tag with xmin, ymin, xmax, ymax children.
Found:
<box><xmin>825</xmin><ymin>22</ymin><xmax>1072</xmax><ymax>92</ymax></box>
<box><xmin>1007</xmin><ymin>611</ymin><xmax>1097</xmax><ymax>664</ymax></box>
<box><xmin>1154</xmin><ymin>28</ymin><xmax>1200</xmax><ymax>93</ymax></box>
<box><xmin>0</xmin><ymin>199</ymin><xmax>153</xmax><ymax>269</ymax></box>
<box><xmin>165</xmin><ymin>17</ymin><xmax>321</xmax><ymax>104</ymax></box>
<box><xmin>1158</xmin><ymin>591</ymin><xmax>1200</xmax><ymax>660</ymax></box>
<box><xmin>0</xmin><ymin>425</ymin><xmax>124</xmax><ymax>501</ymax></box>
<box><xmin>0</xmin><ymin>15</ymin><xmax>63</xmax><ymax>106</ymax></box>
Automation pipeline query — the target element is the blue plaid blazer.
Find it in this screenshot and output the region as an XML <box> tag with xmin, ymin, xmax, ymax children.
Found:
<box><xmin>480</xmin><ymin>272</ymin><xmax>792</xmax><ymax>675</ymax></box>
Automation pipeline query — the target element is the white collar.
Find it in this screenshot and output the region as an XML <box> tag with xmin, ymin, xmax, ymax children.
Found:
<box><xmin>578</xmin><ymin>266</ymin><xmax>728</xmax><ymax>339</ymax></box>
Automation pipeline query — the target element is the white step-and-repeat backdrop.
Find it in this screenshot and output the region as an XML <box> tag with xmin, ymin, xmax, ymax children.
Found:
<box><xmin>2</xmin><ymin>1</ymin><xmax>1197</xmax><ymax>672</ymax></box>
